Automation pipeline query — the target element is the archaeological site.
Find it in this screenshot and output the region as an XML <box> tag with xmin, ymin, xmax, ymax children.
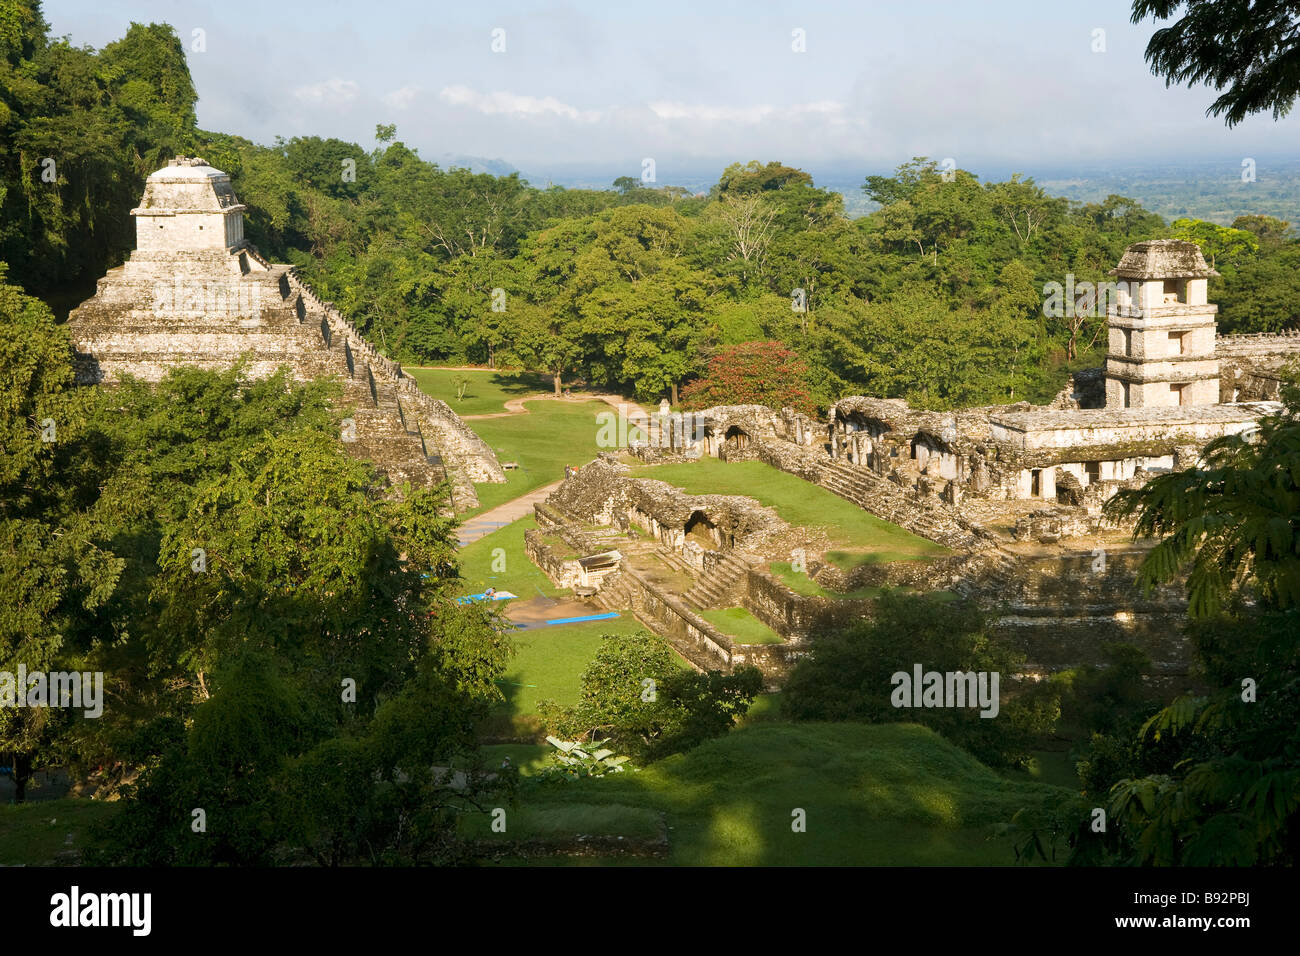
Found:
<box><xmin>522</xmin><ymin>239</ymin><xmax>1299</xmax><ymax>687</ymax></box>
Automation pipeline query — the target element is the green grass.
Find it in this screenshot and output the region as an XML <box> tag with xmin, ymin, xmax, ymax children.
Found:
<box><xmin>462</xmin><ymin>516</ymin><xmax>690</xmax><ymax>737</ymax></box>
<box><xmin>700</xmin><ymin>606</ymin><xmax>785</xmax><ymax>645</ymax></box>
<box><xmin>496</xmin><ymin>614</ymin><xmax>650</xmax><ymax>719</ymax></box>
<box><xmin>480</xmin><ymin>744</ymin><xmax>554</xmax><ymax>776</ymax></box>
<box><xmin>633</xmin><ymin>458</ymin><xmax>949</xmax><ymax>565</ymax></box>
<box><xmin>456</xmin><ymin>515</ymin><xmax>568</xmax><ymax>600</ymax></box>
<box><xmin>511</xmin><ymin>721</ymin><xmax>1072</xmax><ymax>866</ymax></box>
<box><xmin>405</xmin><ymin>367</ymin><xmax>549</xmax><ymax>417</ymax></box>
<box><xmin>459</xmin><ymin>803</ymin><xmax>664</xmax><ymax>843</ymax></box>
<box><xmin>407</xmin><ymin>367</ymin><xmax>629</xmax><ymax>517</ymax></box>
<box><xmin>0</xmin><ymin>797</ymin><xmax>119</xmax><ymax>865</ymax></box>
<box><xmin>462</xmin><ymin>399</ymin><xmax>623</xmax><ymax>516</ymax></box>
<box><xmin>740</xmin><ymin>692</ymin><xmax>783</xmax><ymax>724</ymax></box>
<box><xmin>1009</xmin><ymin>749</ymin><xmax>1084</xmax><ymax>791</ymax></box>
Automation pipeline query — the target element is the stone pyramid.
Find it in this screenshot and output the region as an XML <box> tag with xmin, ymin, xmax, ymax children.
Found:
<box><xmin>67</xmin><ymin>157</ymin><xmax>504</xmax><ymax>510</ymax></box>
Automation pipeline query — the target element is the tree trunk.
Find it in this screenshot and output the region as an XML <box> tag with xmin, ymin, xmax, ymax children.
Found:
<box><xmin>12</xmin><ymin>752</ymin><xmax>33</xmax><ymax>804</ymax></box>
<box><xmin>670</xmin><ymin>382</ymin><xmax>679</xmax><ymax>406</ymax></box>
<box><xmin>553</xmin><ymin>371</ymin><xmax>562</xmax><ymax>397</ymax></box>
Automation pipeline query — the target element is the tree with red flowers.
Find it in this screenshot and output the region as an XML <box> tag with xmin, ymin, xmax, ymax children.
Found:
<box><xmin>679</xmin><ymin>341</ymin><xmax>816</xmax><ymax>415</ymax></box>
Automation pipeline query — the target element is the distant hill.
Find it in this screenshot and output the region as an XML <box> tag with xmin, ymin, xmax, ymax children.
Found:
<box><xmin>434</xmin><ymin>154</ymin><xmax>522</xmax><ymax>177</ymax></box>
<box><xmin>1036</xmin><ymin>158</ymin><xmax>1300</xmax><ymax>226</ymax></box>
<box><xmin>445</xmin><ymin>156</ymin><xmax>1300</xmax><ymax>226</ymax></box>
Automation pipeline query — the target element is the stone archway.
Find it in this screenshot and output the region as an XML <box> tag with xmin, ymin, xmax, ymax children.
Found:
<box><xmin>724</xmin><ymin>425</ymin><xmax>751</xmax><ymax>451</ymax></box>
<box><xmin>684</xmin><ymin>509</ymin><xmax>719</xmax><ymax>550</ymax></box>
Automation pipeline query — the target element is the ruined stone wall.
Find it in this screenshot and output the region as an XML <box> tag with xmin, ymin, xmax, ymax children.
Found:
<box><xmin>978</xmin><ymin>550</ymin><xmax>1191</xmax><ymax>675</ymax></box>
<box><xmin>1215</xmin><ymin>332</ymin><xmax>1300</xmax><ymax>402</ymax></box>
<box><xmin>742</xmin><ymin>568</ymin><xmax>867</xmax><ymax>638</ymax></box>
<box><xmin>1216</xmin><ymin>330</ymin><xmax>1300</xmax><ymax>359</ymax></box>
<box><xmin>524</xmin><ymin>529</ymin><xmax>583</xmax><ymax>590</ymax></box>
<box><xmin>622</xmin><ymin>566</ymin><xmax>735</xmax><ymax>671</ymax></box>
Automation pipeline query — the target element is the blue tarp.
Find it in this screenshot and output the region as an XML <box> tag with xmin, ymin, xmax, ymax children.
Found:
<box><xmin>455</xmin><ymin>590</ymin><xmax>518</xmax><ymax>605</ymax></box>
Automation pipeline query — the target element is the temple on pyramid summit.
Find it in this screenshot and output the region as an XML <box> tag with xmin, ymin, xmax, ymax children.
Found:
<box><xmin>68</xmin><ymin>157</ymin><xmax>504</xmax><ymax>510</ymax></box>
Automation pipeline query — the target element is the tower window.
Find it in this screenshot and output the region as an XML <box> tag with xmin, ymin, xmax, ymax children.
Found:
<box><xmin>1169</xmin><ymin>331</ymin><xmax>1186</xmax><ymax>355</ymax></box>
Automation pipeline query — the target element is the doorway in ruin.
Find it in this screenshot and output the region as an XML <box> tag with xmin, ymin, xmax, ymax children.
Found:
<box><xmin>684</xmin><ymin>509</ymin><xmax>720</xmax><ymax>550</ymax></box>
<box><xmin>910</xmin><ymin>436</ymin><xmax>932</xmax><ymax>471</ymax></box>
<box><xmin>724</xmin><ymin>425</ymin><xmax>750</xmax><ymax>452</ymax></box>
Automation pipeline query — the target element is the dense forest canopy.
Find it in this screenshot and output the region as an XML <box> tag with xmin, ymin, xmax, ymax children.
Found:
<box><xmin>3</xmin><ymin>0</ymin><xmax>1298</xmax><ymax>413</ymax></box>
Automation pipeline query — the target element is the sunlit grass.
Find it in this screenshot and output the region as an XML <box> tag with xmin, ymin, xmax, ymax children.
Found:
<box><xmin>633</xmin><ymin>458</ymin><xmax>949</xmax><ymax>563</ymax></box>
<box><xmin>699</xmin><ymin>606</ymin><xmax>785</xmax><ymax>644</ymax></box>
<box><xmin>509</xmin><ymin>722</ymin><xmax>1072</xmax><ymax>865</ymax></box>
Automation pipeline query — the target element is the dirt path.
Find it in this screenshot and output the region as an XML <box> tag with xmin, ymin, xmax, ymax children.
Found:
<box><xmin>450</xmin><ymin>382</ymin><xmax>652</xmax><ymax>546</ymax></box>
<box><xmin>462</xmin><ymin>391</ymin><xmax>652</xmax><ymax>420</ymax></box>
<box><xmin>456</xmin><ymin>480</ymin><xmax>564</xmax><ymax>547</ymax></box>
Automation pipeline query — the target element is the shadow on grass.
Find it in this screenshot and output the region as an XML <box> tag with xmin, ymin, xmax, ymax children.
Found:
<box><xmin>498</xmin><ymin>722</ymin><xmax>1072</xmax><ymax>866</ymax></box>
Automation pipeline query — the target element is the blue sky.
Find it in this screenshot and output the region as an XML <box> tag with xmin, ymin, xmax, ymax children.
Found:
<box><xmin>42</xmin><ymin>0</ymin><xmax>1300</xmax><ymax>186</ymax></box>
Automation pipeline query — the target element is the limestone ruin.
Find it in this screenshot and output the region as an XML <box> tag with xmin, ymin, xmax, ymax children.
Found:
<box><xmin>67</xmin><ymin>157</ymin><xmax>505</xmax><ymax>510</ymax></box>
<box><xmin>526</xmin><ymin>240</ymin><xmax>1294</xmax><ymax>684</ymax></box>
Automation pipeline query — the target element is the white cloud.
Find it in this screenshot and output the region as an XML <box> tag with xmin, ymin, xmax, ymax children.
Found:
<box><xmin>382</xmin><ymin>86</ymin><xmax>421</xmax><ymax>110</ymax></box>
<box><xmin>439</xmin><ymin>85</ymin><xmax>603</xmax><ymax>123</ymax></box>
<box><xmin>647</xmin><ymin>100</ymin><xmax>849</xmax><ymax>125</ymax></box>
<box><xmin>291</xmin><ymin>78</ymin><xmax>360</xmax><ymax>105</ymax></box>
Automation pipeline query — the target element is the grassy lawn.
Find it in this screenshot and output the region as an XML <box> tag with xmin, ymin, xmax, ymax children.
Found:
<box><xmin>496</xmin><ymin>614</ymin><xmax>650</xmax><ymax>719</ymax></box>
<box><xmin>462</xmin><ymin>399</ymin><xmax>624</xmax><ymax>516</ymax></box>
<box><xmin>700</xmin><ymin>606</ymin><xmax>785</xmax><ymax>644</ymax></box>
<box><xmin>456</xmin><ymin>515</ymin><xmax>568</xmax><ymax>600</ymax></box>
<box><xmin>1009</xmin><ymin>749</ymin><xmax>1083</xmax><ymax>791</ymax></box>
<box><xmin>741</xmin><ymin>692</ymin><xmax>783</xmax><ymax>724</ymax></box>
<box><xmin>409</xmin><ymin>367</ymin><xmax>649</xmax><ymax>517</ymax></box>
<box><xmin>509</xmin><ymin>721</ymin><xmax>1072</xmax><ymax>865</ymax></box>
<box><xmin>633</xmin><ymin>458</ymin><xmax>949</xmax><ymax>565</ymax></box>
<box><xmin>459</xmin><ymin>803</ymin><xmax>664</xmax><ymax>844</ymax></box>
<box><xmin>0</xmin><ymin>797</ymin><xmax>118</xmax><ymax>865</ymax></box>
<box><xmin>405</xmin><ymin>367</ymin><xmax>549</xmax><ymax>417</ymax></box>
<box><xmin>480</xmin><ymin>743</ymin><xmax>554</xmax><ymax>776</ymax></box>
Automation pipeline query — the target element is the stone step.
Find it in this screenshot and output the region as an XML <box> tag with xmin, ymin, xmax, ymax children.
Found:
<box><xmin>658</xmin><ymin>551</ymin><xmax>695</xmax><ymax>575</ymax></box>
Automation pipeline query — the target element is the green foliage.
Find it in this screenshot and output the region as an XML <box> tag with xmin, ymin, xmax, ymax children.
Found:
<box><xmin>1080</xmin><ymin>396</ymin><xmax>1300</xmax><ymax>865</ymax></box>
<box><xmin>0</xmin><ymin>11</ymin><xmax>198</xmax><ymax>294</ymax></box>
<box><xmin>538</xmin><ymin>631</ymin><xmax>761</xmax><ymax>761</ymax></box>
<box><xmin>1170</xmin><ymin>216</ymin><xmax>1258</xmax><ymax>272</ymax></box>
<box><xmin>1055</xmin><ymin>643</ymin><xmax>1156</xmax><ymax>738</ymax></box>
<box><xmin>542</xmin><ymin>736</ymin><xmax>631</xmax><ymax>778</ymax></box>
<box><xmin>781</xmin><ymin>593</ymin><xmax>1057</xmax><ymax>768</ymax></box>
<box><xmin>0</xmin><ymin>288</ymin><xmax>511</xmax><ymax>857</ymax></box>
<box><xmin>1104</xmin><ymin>399</ymin><xmax>1300</xmax><ymax>616</ymax></box>
<box><xmin>1214</xmin><ymin>242</ymin><xmax>1300</xmax><ymax>333</ymax></box>
<box><xmin>1132</xmin><ymin>0</ymin><xmax>1300</xmax><ymax>127</ymax></box>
